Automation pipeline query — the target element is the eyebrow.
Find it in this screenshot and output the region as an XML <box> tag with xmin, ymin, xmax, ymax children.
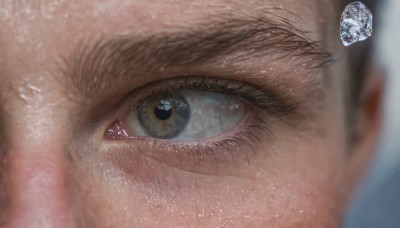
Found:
<box><xmin>66</xmin><ymin>14</ymin><xmax>334</xmax><ymax>98</ymax></box>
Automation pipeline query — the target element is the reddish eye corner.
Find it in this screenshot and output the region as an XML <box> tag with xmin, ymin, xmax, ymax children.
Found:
<box><xmin>105</xmin><ymin>120</ymin><xmax>129</xmax><ymax>139</ymax></box>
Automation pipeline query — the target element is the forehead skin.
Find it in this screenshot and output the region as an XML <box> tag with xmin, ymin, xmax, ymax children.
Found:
<box><xmin>0</xmin><ymin>0</ymin><xmax>350</xmax><ymax>227</ymax></box>
<box><xmin>0</xmin><ymin>0</ymin><xmax>338</xmax><ymax>61</ymax></box>
<box><xmin>0</xmin><ymin>0</ymin><xmax>343</xmax><ymax>117</ymax></box>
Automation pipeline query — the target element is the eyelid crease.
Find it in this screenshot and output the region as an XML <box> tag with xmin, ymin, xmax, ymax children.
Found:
<box><xmin>65</xmin><ymin>13</ymin><xmax>334</xmax><ymax>99</ymax></box>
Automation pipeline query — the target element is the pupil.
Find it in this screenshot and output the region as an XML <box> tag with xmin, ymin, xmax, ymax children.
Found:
<box><xmin>154</xmin><ymin>100</ymin><xmax>172</xmax><ymax>120</ymax></box>
<box><xmin>138</xmin><ymin>92</ymin><xmax>190</xmax><ymax>139</ymax></box>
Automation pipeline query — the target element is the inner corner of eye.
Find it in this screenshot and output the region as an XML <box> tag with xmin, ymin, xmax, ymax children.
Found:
<box><xmin>105</xmin><ymin>90</ymin><xmax>249</xmax><ymax>142</ymax></box>
<box><xmin>105</xmin><ymin>120</ymin><xmax>129</xmax><ymax>139</ymax></box>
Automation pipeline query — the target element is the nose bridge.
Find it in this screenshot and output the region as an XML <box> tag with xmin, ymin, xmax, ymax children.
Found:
<box><xmin>0</xmin><ymin>106</ymin><xmax>74</xmax><ymax>228</ymax></box>
<box><xmin>2</xmin><ymin>149</ymin><xmax>73</xmax><ymax>228</ymax></box>
<box><xmin>0</xmin><ymin>13</ymin><xmax>75</xmax><ymax>226</ymax></box>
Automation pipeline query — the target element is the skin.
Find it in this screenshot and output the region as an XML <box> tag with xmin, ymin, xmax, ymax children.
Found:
<box><xmin>0</xmin><ymin>0</ymin><xmax>382</xmax><ymax>227</ymax></box>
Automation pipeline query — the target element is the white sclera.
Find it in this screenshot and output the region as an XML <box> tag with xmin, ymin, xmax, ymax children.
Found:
<box><xmin>129</xmin><ymin>91</ymin><xmax>245</xmax><ymax>142</ymax></box>
<box><xmin>175</xmin><ymin>91</ymin><xmax>245</xmax><ymax>141</ymax></box>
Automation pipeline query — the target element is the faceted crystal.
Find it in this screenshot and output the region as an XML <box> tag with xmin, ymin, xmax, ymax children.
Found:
<box><xmin>340</xmin><ymin>1</ymin><xmax>373</xmax><ymax>46</ymax></box>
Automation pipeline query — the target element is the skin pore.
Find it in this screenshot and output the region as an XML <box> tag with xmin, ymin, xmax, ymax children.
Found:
<box><xmin>0</xmin><ymin>0</ymin><xmax>380</xmax><ymax>227</ymax></box>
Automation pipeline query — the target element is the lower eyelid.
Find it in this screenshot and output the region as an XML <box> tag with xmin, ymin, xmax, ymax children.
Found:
<box><xmin>102</xmin><ymin>116</ymin><xmax>271</xmax><ymax>175</ymax></box>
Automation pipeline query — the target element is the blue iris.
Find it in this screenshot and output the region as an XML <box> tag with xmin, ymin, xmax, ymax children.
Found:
<box><xmin>137</xmin><ymin>92</ymin><xmax>190</xmax><ymax>139</ymax></box>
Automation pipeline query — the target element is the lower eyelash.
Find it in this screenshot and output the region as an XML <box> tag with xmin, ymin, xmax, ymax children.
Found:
<box><xmin>196</xmin><ymin>117</ymin><xmax>271</xmax><ymax>169</ymax></box>
<box><xmin>107</xmin><ymin>116</ymin><xmax>272</xmax><ymax>175</ymax></box>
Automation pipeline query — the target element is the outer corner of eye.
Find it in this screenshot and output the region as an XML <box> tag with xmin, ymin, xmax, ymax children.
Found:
<box><xmin>105</xmin><ymin>120</ymin><xmax>129</xmax><ymax>139</ymax></box>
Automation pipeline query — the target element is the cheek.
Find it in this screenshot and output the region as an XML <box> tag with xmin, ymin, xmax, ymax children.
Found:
<box><xmin>68</xmin><ymin>131</ymin><xmax>346</xmax><ymax>228</ymax></box>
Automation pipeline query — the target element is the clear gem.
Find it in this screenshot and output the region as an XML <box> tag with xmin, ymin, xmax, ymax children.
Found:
<box><xmin>340</xmin><ymin>1</ymin><xmax>373</xmax><ymax>46</ymax></box>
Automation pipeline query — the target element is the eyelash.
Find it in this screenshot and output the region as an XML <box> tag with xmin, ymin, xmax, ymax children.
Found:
<box><xmin>128</xmin><ymin>76</ymin><xmax>295</xmax><ymax>115</ymax></box>
<box><xmin>104</xmin><ymin>76</ymin><xmax>286</xmax><ymax>173</ymax></box>
<box><xmin>112</xmin><ymin>117</ymin><xmax>270</xmax><ymax>173</ymax></box>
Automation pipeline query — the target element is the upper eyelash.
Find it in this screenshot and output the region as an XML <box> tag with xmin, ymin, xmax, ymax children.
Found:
<box><xmin>130</xmin><ymin>76</ymin><xmax>297</xmax><ymax>117</ymax></box>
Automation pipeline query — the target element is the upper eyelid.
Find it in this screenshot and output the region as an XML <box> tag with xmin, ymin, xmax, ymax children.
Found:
<box><xmin>120</xmin><ymin>76</ymin><xmax>300</xmax><ymax>122</ymax></box>
<box><xmin>64</xmin><ymin>13</ymin><xmax>334</xmax><ymax>100</ymax></box>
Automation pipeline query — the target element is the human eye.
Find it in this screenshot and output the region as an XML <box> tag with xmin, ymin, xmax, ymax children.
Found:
<box><xmin>111</xmin><ymin>89</ymin><xmax>245</xmax><ymax>142</ymax></box>
<box><xmin>101</xmin><ymin>76</ymin><xmax>294</xmax><ymax>175</ymax></box>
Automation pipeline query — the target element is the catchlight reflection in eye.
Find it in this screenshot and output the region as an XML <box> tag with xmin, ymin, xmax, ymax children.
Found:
<box><xmin>109</xmin><ymin>90</ymin><xmax>246</xmax><ymax>142</ymax></box>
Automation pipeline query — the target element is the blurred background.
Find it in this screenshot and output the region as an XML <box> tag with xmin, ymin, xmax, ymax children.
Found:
<box><xmin>344</xmin><ymin>0</ymin><xmax>400</xmax><ymax>227</ymax></box>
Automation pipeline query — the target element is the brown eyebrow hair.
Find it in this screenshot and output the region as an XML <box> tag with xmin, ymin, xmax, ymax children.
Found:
<box><xmin>65</xmin><ymin>14</ymin><xmax>334</xmax><ymax>98</ymax></box>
